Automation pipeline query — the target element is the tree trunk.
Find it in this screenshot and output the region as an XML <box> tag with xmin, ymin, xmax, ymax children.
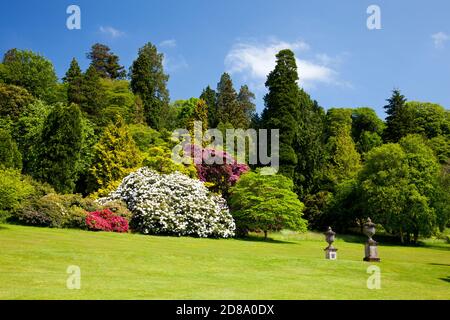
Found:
<box><xmin>264</xmin><ymin>230</ymin><xmax>268</xmax><ymax>240</ymax></box>
<box><xmin>413</xmin><ymin>231</ymin><xmax>419</xmax><ymax>245</ymax></box>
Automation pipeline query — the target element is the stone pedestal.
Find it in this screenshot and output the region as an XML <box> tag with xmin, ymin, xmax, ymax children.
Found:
<box><xmin>325</xmin><ymin>246</ymin><xmax>338</xmax><ymax>260</ymax></box>
<box><xmin>363</xmin><ymin>218</ymin><xmax>381</xmax><ymax>262</ymax></box>
<box><xmin>363</xmin><ymin>239</ymin><xmax>380</xmax><ymax>262</ymax></box>
<box><xmin>324</xmin><ymin>227</ymin><xmax>337</xmax><ymax>260</ymax></box>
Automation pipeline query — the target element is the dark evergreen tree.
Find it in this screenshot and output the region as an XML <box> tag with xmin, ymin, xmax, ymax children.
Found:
<box><xmin>86</xmin><ymin>43</ymin><xmax>126</xmax><ymax>79</ymax></box>
<box><xmin>383</xmin><ymin>89</ymin><xmax>410</xmax><ymax>142</ymax></box>
<box><xmin>36</xmin><ymin>103</ymin><xmax>83</xmax><ymax>193</ymax></box>
<box><xmin>129</xmin><ymin>42</ymin><xmax>170</xmax><ymax>129</ymax></box>
<box><xmin>294</xmin><ymin>92</ymin><xmax>326</xmax><ymax>197</ymax></box>
<box><xmin>216</xmin><ymin>73</ymin><xmax>240</xmax><ymax>127</ymax></box>
<box><xmin>79</xmin><ymin>65</ymin><xmax>106</xmax><ymax>117</ymax></box>
<box><xmin>63</xmin><ymin>58</ymin><xmax>84</xmax><ymax>106</ymax></box>
<box><xmin>0</xmin><ymin>128</ymin><xmax>22</xmax><ymax>170</ymax></box>
<box><xmin>261</xmin><ymin>49</ymin><xmax>300</xmax><ymax>178</ymax></box>
<box><xmin>237</xmin><ymin>85</ymin><xmax>256</xmax><ymax>129</ymax></box>
<box><xmin>200</xmin><ymin>86</ymin><xmax>217</xmax><ymax>128</ymax></box>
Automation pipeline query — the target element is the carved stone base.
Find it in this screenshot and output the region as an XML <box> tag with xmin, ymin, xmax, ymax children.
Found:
<box><xmin>363</xmin><ymin>257</ymin><xmax>380</xmax><ymax>262</ymax></box>
<box><xmin>364</xmin><ymin>241</ymin><xmax>380</xmax><ymax>262</ymax></box>
<box><xmin>325</xmin><ymin>247</ymin><xmax>338</xmax><ymax>260</ymax></box>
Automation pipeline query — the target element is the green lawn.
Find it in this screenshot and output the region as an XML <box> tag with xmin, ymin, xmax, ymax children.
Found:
<box><xmin>0</xmin><ymin>224</ymin><xmax>449</xmax><ymax>300</ymax></box>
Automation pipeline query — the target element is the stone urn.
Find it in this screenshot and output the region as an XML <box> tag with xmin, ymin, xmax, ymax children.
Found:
<box><xmin>324</xmin><ymin>227</ymin><xmax>337</xmax><ymax>260</ymax></box>
<box><xmin>363</xmin><ymin>218</ymin><xmax>380</xmax><ymax>262</ymax></box>
<box><xmin>363</xmin><ymin>218</ymin><xmax>376</xmax><ymax>240</ymax></box>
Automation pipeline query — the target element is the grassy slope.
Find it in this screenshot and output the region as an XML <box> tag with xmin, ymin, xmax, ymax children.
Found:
<box><xmin>0</xmin><ymin>224</ymin><xmax>449</xmax><ymax>300</ymax></box>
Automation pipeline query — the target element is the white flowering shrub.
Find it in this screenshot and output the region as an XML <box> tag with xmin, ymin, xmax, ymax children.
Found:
<box><xmin>98</xmin><ymin>167</ymin><xmax>235</xmax><ymax>238</ymax></box>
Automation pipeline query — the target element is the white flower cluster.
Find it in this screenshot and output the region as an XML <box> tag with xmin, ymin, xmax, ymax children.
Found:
<box><xmin>98</xmin><ymin>167</ymin><xmax>235</xmax><ymax>238</ymax></box>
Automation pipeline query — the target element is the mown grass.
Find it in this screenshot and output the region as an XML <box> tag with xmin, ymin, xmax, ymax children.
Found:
<box><xmin>0</xmin><ymin>224</ymin><xmax>449</xmax><ymax>299</ymax></box>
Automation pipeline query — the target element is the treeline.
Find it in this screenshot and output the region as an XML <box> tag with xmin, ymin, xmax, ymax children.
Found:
<box><xmin>0</xmin><ymin>43</ymin><xmax>449</xmax><ymax>243</ymax></box>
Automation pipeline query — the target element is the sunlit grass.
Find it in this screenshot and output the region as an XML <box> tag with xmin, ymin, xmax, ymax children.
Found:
<box><xmin>0</xmin><ymin>224</ymin><xmax>449</xmax><ymax>300</ymax></box>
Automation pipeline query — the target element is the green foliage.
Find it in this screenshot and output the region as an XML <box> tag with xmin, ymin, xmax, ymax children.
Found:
<box><xmin>403</xmin><ymin>101</ymin><xmax>450</xmax><ymax>139</ymax></box>
<box><xmin>176</xmin><ymin>97</ymin><xmax>208</xmax><ymax>135</ymax></box>
<box><xmin>143</xmin><ymin>145</ymin><xmax>197</xmax><ymax>178</ymax></box>
<box><xmin>383</xmin><ymin>89</ymin><xmax>410</xmax><ymax>142</ymax></box>
<box><xmin>0</xmin><ymin>169</ymin><xmax>35</xmax><ymax>221</ymax></box>
<box><xmin>128</xmin><ymin>124</ymin><xmax>164</xmax><ymax>152</ymax></box>
<box><xmin>86</xmin><ymin>43</ymin><xmax>126</xmax><ymax>79</ymax></box>
<box><xmin>13</xmin><ymin>193</ymin><xmax>102</xmax><ymax>229</ymax></box>
<box><xmin>130</xmin><ymin>42</ymin><xmax>170</xmax><ymax>129</ymax></box>
<box><xmin>36</xmin><ymin>103</ymin><xmax>83</xmax><ymax>193</ymax></box>
<box><xmin>229</xmin><ymin>170</ymin><xmax>307</xmax><ymax>238</ymax></box>
<box><xmin>200</xmin><ymin>86</ymin><xmax>218</xmax><ymax>128</ymax></box>
<box><xmin>63</xmin><ymin>58</ymin><xmax>84</xmax><ymax>106</ymax></box>
<box><xmin>0</xmin><ymin>128</ymin><xmax>22</xmax><ymax>170</ymax></box>
<box><xmin>0</xmin><ymin>83</ymin><xmax>34</xmax><ymax>119</ymax></box>
<box><xmin>11</xmin><ymin>100</ymin><xmax>52</xmax><ymax>175</ymax></box>
<box><xmin>236</xmin><ymin>85</ymin><xmax>256</xmax><ymax>129</ymax></box>
<box><xmin>323</xmin><ymin>108</ymin><xmax>361</xmax><ymax>188</ymax></box>
<box><xmin>79</xmin><ymin>65</ymin><xmax>106</xmax><ymax>119</ymax></box>
<box><xmin>100</xmin><ymin>78</ymin><xmax>136</xmax><ymax>124</ymax></box>
<box><xmin>428</xmin><ymin>135</ymin><xmax>450</xmax><ymax>164</ymax></box>
<box><xmin>351</xmin><ymin>107</ymin><xmax>384</xmax><ymax>153</ymax></box>
<box><xmin>261</xmin><ymin>49</ymin><xmax>301</xmax><ymax>178</ymax></box>
<box><xmin>302</xmin><ymin>191</ymin><xmax>331</xmax><ymax>230</ymax></box>
<box><xmin>294</xmin><ymin>91</ymin><xmax>326</xmax><ymax>197</ymax></box>
<box><xmin>1</xmin><ymin>49</ymin><xmax>58</xmax><ymax>102</ymax></box>
<box><xmin>325</xmin><ymin>179</ymin><xmax>365</xmax><ymax>232</ymax></box>
<box><xmin>87</xmin><ymin>118</ymin><xmax>142</xmax><ymax>194</ymax></box>
<box><xmin>128</xmin><ymin>123</ymin><xmax>197</xmax><ymax>178</ymax></box>
<box><xmin>358</xmin><ymin>135</ymin><xmax>444</xmax><ymax>243</ymax></box>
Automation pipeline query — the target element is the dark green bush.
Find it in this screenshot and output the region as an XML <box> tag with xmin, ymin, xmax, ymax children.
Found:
<box><xmin>12</xmin><ymin>193</ymin><xmax>103</xmax><ymax>229</ymax></box>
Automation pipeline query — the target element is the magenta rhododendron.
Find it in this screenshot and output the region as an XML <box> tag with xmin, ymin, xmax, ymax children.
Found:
<box><xmin>187</xmin><ymin>145</ymin><xmax>249</xmax><ymax>196</ymax></box>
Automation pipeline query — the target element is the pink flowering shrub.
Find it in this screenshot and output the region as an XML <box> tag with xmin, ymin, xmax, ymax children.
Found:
<box><xmin>86</xmin><ymin>209</ymin><xmax>129</xmax><ymax>233</ymax></box>
<box><xmin>188</xmin><ymin>145</ymin><xmax>249</xmax><ymax>197</ymax></box>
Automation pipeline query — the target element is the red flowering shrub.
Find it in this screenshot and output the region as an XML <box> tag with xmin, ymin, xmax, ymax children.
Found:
<box><xmin>85</xmin><ymin>209</ymin><xmax>129</xmax><ymax>233</ymax></box>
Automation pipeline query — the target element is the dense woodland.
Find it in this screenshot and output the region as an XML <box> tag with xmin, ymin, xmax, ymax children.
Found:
<box><xmin>0</xmin><ymin>43</ymin><xmax>449</xmax><ymax>244</ymax></box>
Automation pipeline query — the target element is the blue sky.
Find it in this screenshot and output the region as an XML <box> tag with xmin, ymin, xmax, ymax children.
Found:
<box><xmin>1</xmin><ymin>0</ymin><xmax>449</xmax><ymax>117</ymax></box>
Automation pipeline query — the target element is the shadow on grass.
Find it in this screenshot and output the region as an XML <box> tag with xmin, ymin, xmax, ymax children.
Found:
<box><xmin>439</xmin><ymin>276</ymin><xmax>450</xmax><ymax>283</ymax></box>
<box><xmin>429</xmin><ymin>263</ymin><xmax>450</xmax><ymax>267</ymax></box>
<box><xmin>235</xmin><ymin>234</ymin><xmax>296</xmax><ymax>245</ymax></box>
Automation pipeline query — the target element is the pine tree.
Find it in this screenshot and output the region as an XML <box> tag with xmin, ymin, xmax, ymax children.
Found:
<box><xmin>294</xmin><ymin>90</ymin><xmax>326</xmax><ymax>197</ymax></box>
<box><xmin>63</xmin><ymin>58</ymin><xmax>84</xmax><ymax>105</ymax></box>
<box><xmin>200</xmin><ymin>86</ymin><xmax>217</xmax><ymax>128</ymax></box>
<box><xmin>383</xmin><ymin>89</ymin><xmax>410</xmax><ymax>142</ymax></box>
<box><xmin>216</xmin><ymin>73</ymin><xmax>239</xmax><ymax>127</ymax></box>
<box><xmin>130</xmin><ymin>42</ymin><xmax>170</xmax><ymax>129</ymax></box>
<box><xmin>237</xmin><ymin>85</ymin><xmax>256</xmax><ymax>129</ymax></box>
<box><xmin>36</xmin><ymin>103</ymin><xmax>83</xmax><ymax>193</ymax></box>
<box><xmin>80</xmin><ymin>65</ymin><xmax>106</xmax><ymax>117</ymax></box>
<box><xmin>261</xmin><ymin>49</ymin><xmax>300</xmax><ymax>178</ymax></box>
<box><xmin>86</xmin><ymin>43</ymin><xmax>126</xmax><ymax>79</ymax></box>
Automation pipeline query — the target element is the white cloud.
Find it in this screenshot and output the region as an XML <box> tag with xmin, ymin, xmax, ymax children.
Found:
<box><xmin>163</xmin><ymin>55</ymin><xmax>188</xmax><ymax>73</ymax></box>
<box><xmin>160</xmin><ymin>39</ymin><xmax>177</xmax><ymax>48</ymax></box>
<box><xmin>99</xmin><ymin>26</ymin><xmax>125</xmax><ymax>38</ymax></box>
<box><xmin>432</xmin><ymin>32</ymin><xmax>449</xmax><ymax>48</ymax></box>
<box><xmin>225</xmin><ymin>39</ymin><xmax>347</xmax><ymax>90</ymax></box>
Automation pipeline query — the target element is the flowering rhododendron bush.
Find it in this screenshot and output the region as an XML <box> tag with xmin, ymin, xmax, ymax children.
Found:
<box><xmin>86</xmin><ymin>209</ymin><xmax>129</xmax><ymax>233</ymax></box>
<box><xmin>188</xmin><ymin>145</ymin><xmax>250</xmax><ymax>197</ymax></box>
<box><xmin>98</xmin><ymin>167</ymin><xmax>235</xmax><ymax>238</ymax></box>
